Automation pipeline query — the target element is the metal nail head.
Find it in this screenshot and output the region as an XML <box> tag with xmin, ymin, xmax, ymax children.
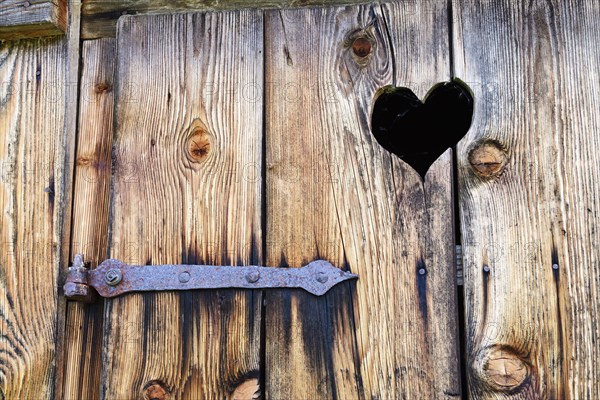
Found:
<box><xmin>315</xmin><ymin>271</ymin><xmax>329</xmax><ymax>283</ymax></box>
<box><xmin>245</xmin><ymin>269</ymin><xmax>260</xmax><ymax>283</ymax></box>
<box><xmin>179</xmin><ymin>271</ymin><xmax>191</xmax><ymax>283</ymax></box>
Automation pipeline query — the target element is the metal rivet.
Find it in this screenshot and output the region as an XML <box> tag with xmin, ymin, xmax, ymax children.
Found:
<box><xmin>316</xmin><ymin>272</ymin><xmax>329</xmax><ymax>283</ymax></box>
<box><xmin>552</xmin><ymin>263</ymin><xmax>559</xmax><ymax>270</ymax></box>
<box><xmin>104</xmin><ymin>268</ymin><xmax>123</xmax><ymax>286</ymax></box>
<box><xmin>483</xmin><ymin>265</ymin><xmax>491</xmax><ymax>273</ymax></box>
<box><xmin>418</xmin><ymin>268</ymin><xmax>426</xmax><ymax>275</ymax></box>
<box><xmin>178</xmin><ymin>271</ymin><xmax>190</xmax><ymax>283</ymax></box>
<box><xmin>245</xmin><ymin>269</ymin><xmax>260</xmax><ymax>283</ymax></box>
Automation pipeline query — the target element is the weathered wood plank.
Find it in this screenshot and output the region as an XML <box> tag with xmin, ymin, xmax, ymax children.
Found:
<box><xmin>0</xmin><ymin>0</ymin><xmax>67</xmax><ymax>40</ymax></box>
<box><xmin>101</xmin><ymin>12</ymin><xmax>263</xmax><ymax>399</ymax></box>
<box><xmin>0</xmin><ymin>1</ymin><xmax>79</xmax><ymax>398</ymax></box>
<box><xmin>81</xmin><ymin>0</ymin><xmax>379</xmax><ymax>39</ymax></box>
<box><xmin>454</xmin><ymin>0</ymin><xmax>600</xmax><ymax>397</ymax></box>
<box><xmin>264</xmin><ymin>3</ymin><xmax>460</xmax><ymax>398</ymax></box>
<box><xmin>62</xmin><ymin>38</ymin><xmax>116</xmax><ymax>400</ymax></box>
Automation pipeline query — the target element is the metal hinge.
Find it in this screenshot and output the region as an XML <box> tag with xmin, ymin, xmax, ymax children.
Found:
<box><xmin>63</xmin><ymin>254</ymin><xmax>358</xmax><ymax>303</ymax></box>
<box><xmin>456</xmin><ymin>245</ymin><xmax>463</xmax><ymax>286</ymax></box>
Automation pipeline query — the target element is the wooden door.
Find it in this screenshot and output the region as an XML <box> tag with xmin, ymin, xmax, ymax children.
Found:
<box><xmin>64</xmin><ymin>3</ymin><xmax>461</xmax><ymax>399</ymax></box>
<box><xmin>2</xmin><ymin>1</ymin><xmax>599</xmax><ymax>399</ymax></box>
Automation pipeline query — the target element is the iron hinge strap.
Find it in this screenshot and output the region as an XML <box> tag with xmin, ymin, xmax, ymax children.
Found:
<box><xmin>63</xmin><ymin>254</ymin><xmax>358</xmax><ymax>302</ymax></box>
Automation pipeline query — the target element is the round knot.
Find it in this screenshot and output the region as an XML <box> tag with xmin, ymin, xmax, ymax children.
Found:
<box><xmin>185</xmin><ymin>119</ymin><xmax>212</xmax><ymax>164</ymax></box>
<box><xmin>143</xmin><ymin>381</ymin><xmax>170</xmax><ymax>400</ymax></box>
<box><xmin>352</xmin><ymin>37</ymin><xmax>372</xmax><ymax>58</ymax></box>
<box><xmin>468</xmin><ymin>139</ymin><xmax>508</xmax><ymax>178</ymax></box>
<box><xmin>474</xmin><ymin>345</ymin><xmax>530</xmax><ymax>393</ymax></box>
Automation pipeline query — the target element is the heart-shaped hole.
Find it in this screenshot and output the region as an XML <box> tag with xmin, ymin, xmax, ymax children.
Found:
<box><xmin>371</xmin><ymin>79</ymin><xmax>474</xmax><ymax>177</ymax></box>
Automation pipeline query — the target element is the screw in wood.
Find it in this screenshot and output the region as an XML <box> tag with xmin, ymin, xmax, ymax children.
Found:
<box><xmin>418</xmin><ymin>268</ymin><xmax>426</xmax><ymax>275</ymax></box>
<box><xmin>483</xmin><ymin>265</ymin><xmax>491</xmax><ymax>273</ymax></box>
<box><xmin>552</xmin><ymin>263</ymin><xmax>559</xmax><ymax>270</ymax></box>
<box><xmin>104</xmin><ymin>268</ymin><xmax>123</xmax><ymax>286</ymax></box>
<box><xmin>23</xmin><ymin>1</ymin><xmax>30</xmax><ymax>8</ymax></box>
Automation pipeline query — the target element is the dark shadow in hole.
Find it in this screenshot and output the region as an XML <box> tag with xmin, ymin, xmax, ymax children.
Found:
<box><xmin>370</xmin><ymin>79</ymin><xmax>474</xmax><ymax>178</ymax></box>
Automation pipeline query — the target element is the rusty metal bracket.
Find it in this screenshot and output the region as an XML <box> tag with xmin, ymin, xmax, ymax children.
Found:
<box><xmin>64</xmin><ymin>254</ymin><xmax>358</xmax><ymax>302</ymax></box>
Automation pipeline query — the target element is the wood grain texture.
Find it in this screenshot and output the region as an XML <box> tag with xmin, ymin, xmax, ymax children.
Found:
<box><xmin>264</xmin><ymin>3</ymin><xmax>460</xmax><ymax>398</ymax></box>
<box><xmin>0</xmin><ymin>0</ymin><xmax>79</xmax><ymax>398</ymax></box>
<box><xmin>101</xmin><ymin>12</ymin><xmax>263</xmax><ymax>399</ymax></box>
<box><xmin>453</xmin><ymin>0</ymin><xmax>600</xmax><ymax>398</ymax></box>
<box><xmin>62</xmin><ymin>38</ymin><xmax>116</xmax><ymax>400</ymax></box>
<box><xmin>80</xmin><ymin>0</ymin><xmax>378</xmax><ymax>39</ymax></box>
<box><xmin>0</xmin><ymin>0</ymin><xmax>67</xmax><ymax>40</ymax></box>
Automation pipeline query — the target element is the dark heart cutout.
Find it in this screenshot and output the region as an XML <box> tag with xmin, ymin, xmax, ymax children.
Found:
<box><xmin>371</xmin><ymin>79</ymin><xmax>474</xmax><ymax>177</ymax></box>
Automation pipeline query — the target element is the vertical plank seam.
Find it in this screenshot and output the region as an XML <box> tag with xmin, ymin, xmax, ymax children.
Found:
<box><xmin>446</xmin><ymin>0</ymin><xmax>469</xmax><ymax>397</ymax></box>
<box><xmin>55</xmin><ymin>0</ymin><xmax>82</xmax><ymax>398</ymax></box>
<box><xmin>259</xmin><ymin>8</ymin><xmax>268</xmax><ymax>399</ymax></box>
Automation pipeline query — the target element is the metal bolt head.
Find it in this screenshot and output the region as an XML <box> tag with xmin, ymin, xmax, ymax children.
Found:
<box><xmin>552</xmin><ymin>263</ymin><xmax>559</xmax><ymax>270</ymax></box>
<box><xmin>245</xmin><ymin>269</ymin><xmax>260</xmax><ymax>283</ymax></box>
<box><xmin>179</xmin><ymin>271</ymin><xmax>191</xmax><ymax>283</ymax></box>
<box><xmin>483</xmin><ymin>265</ymin><xmax>491</xmax><ymax>273</ymax></box>
<box><xmin>315</xmin><ymin>271</ymin><xmax>329</xmax><ymax>283</ymax></box>
<box><xmin>105</xmin><ymin>268</ymin><xmax>123</xmax><ymax>286</ymax></box>
<box><xmin>418</xmin><ymin>268</ymin><xmax>426</xmax><ymax>275</ymax></box>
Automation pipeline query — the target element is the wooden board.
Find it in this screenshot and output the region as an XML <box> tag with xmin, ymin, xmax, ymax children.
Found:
<box><xmin>0</xmin><ymin>1</ymin><xmax>79</xmax><ymax>398</ymax></box>
<box><xmin>62</xmin><ymin>38</ymin><xmax>116</xmax><ymax>400</ymax></box>
<box><xmin>81</xmin><ymin>0</ymin><xmax>378</xmax><ymax>39</ymax></box>
<box><xmin>0</xmin><ymin>0</ymin><xmax>67</xmax><ymax>40</ymax></box>
<box><xmin>100</xmin><ymin>12</ymin><xmax>263</xmax><ymax>399</ymax></box>
<box><xmin>264</xmin><ymin>3</ymin><xmax>461</xmax><ymax>398</ymax></box>
<box><xmin>453</xmin><ymin>0</ymin><xmax>600</xmax><ymax>397</ymax></box>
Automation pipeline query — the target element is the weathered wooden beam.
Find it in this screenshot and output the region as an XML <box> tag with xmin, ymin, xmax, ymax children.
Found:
<box><xmin>454</xmin><ymin>0</ymin><xmax>600</xmax><ymax>397</ymax></box>
<box><xmin>0</xmin><ymin>0</ymin><xmax>67</xmax><ymax>40</ymax></box>
<box><xmin>100</xmin><ymin>12</ymin><xmax>263</xmax><ymax>398</ymax></box>
<box><xmin>62</xmin><ymin>38</ymin><xmax>116</xmax><ymax>400</ymax></box>
<box><xmin>264</xmin><ymin>2</ymin><xmax>461</xmax><ymax>398</ymax></box>
<box><xmin>0</xmin><ymin>0</ymin><xmax>79</xmax><ymax>398</ymax></box>
<box><xmin>80</xmin><ymin>0</ymin><xmax>378</xmax><ymax>39</ymax></box>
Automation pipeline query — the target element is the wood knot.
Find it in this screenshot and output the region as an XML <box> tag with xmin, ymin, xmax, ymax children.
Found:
<box><xmin>474</xmin><ymin>345</ymin><xmax>530</xmax><ymax>393</ymax></box>
<box><xmin>352</xmin><ymin>37</ymin><xmax>372</xmax><ymax>58</ymax></box>
<box><xmin>185</xmin><ymin>119</ymin><xmax>212</xmax><ymax>163</ymax></box>
<box><xmin>94</xmin><ymin>83</ymin><xmax>111</xmax><ymax>94</ymax></box>
<box><xmin>468</xmin><ymin>139</ymin><xmax>507</xmax><ymax>178</ymax></box>
<box><xmin>143</xmin><ymin>380</ymin><xmax>170</xmax><ymax>400</ymax></box>
<box><xmin>76</xmin><ymin>156</ymin><xmax>94</xmax><ymax>167</ymax></box>
<box><xmin>231</xmin><ymin>378</ymin><xmax>260</xmax><ymax>400</ymax></box>
<box><xmin>345</xmin><ymin>29</ymin><xmax>375</xmax><ymax>67</ymax></box>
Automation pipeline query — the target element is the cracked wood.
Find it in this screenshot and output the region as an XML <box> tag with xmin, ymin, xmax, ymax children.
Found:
<box><xmin>0</xmin><ymin>0</ymin><xmax>79</xmax><ymax>398</ymax></box>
